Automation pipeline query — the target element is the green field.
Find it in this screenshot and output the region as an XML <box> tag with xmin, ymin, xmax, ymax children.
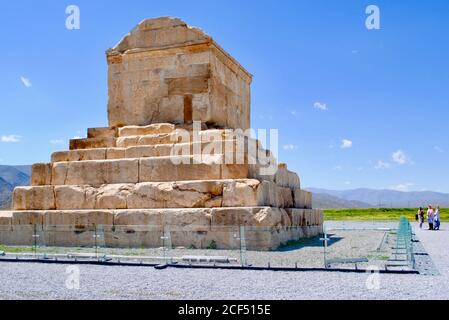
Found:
<box><xmin>324</xmin><ymin>208</ymin><xmax>449</xmax><ymax>221</ymax></box>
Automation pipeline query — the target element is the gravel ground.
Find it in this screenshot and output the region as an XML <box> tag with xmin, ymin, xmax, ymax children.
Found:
<box><xmin>0</xmin><ymin>222</ymin><xmax>447</xmax><ymax>300</ymax></box>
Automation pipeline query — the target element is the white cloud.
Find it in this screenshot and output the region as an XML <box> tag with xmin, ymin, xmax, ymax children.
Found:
<box><xmin>434</xmin><ymin>146</ymin><xmax>444</xmax><ymax>153</ymax></box>
<box><xmin>375</xmin><ymin>160</ymin><xmax>391</xmax><ymax>170</ymax></box>
<box><xmin>283</xmin><ymin>144</ymin><xmax>298</xmax><ymax>151</ymax></box>
<box><xmin>392</xmin><ymin>150</ymin><xmax>411</xmax><ymax>165</ymax></box>
<box><xmin>72</xmin><ymin>136</ymin><xmax>83</xmax><ymax>139</ymax></box>
<box><xmin>333</xmin><ymin>165</ymin><xmax>343</xmax><ymax>171</ymax></box>
<box><xmin>290</xmin><ymin>110</ymin><xmax>297</xmax><ymax>116</ymax></box>
<box><xmin>340</xmin><ymin>139</ymin><xmax>353</xmax><ymax>149</ymax></box>
<box><xmin>1</xmin><ymin>135</ymin><xmax>21</xmax><ymax>143</ymax></box>
<box><xmin>20</xmin><ymin>76</ymin><xmax>32</xmax><ymax>88</ymax></box>
<box><xmin>389</xmin><ymin>182</ymin><xmax>415</xmax><ymax>192</ymax></box>
<box><xmin>50</xmin><ymin>139</ymin><xmax>64</xmax><ymax>145</ymax></box>
<box><xmin>313</xmin><ymin>102</ymin><xmax>327</xmax><ymax>111</ymax></box>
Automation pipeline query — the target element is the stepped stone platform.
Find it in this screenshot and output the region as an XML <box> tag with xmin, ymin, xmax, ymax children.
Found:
<box><xmin>0</xmin><ymin>17</ymin><xmax>323</xmax><ymax>250</ymax></box>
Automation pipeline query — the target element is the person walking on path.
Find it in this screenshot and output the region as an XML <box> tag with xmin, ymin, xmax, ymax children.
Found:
<box><xmin>427</xmin><ymin>205</ymin><xmax>435</xmax><ymax>230</ymax></box>
<box><xmin>417</xmin><ymin>207</ymin><xmax>425</xmax><ymax>229</ymax></box>
<box><xmin>434</xmin><ymin>206</ymin><xmax>441</xmax><ymax>231</ymax></box>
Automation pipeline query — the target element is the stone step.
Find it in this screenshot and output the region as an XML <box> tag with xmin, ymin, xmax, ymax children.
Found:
<box><xmin>70</xmin><ymin>137</ymin><xmax>117</xmax><ymax>150</ymax></box>
<box><xmin>117</xmin><ymin>123</ymin><xmax>206</xmax><ymax>137</ymax></box>
<box><xmin>33</xmin><ymin>157</ymin><xmax>299</xmax><ymax>191</ymax></box>
<box><xmin>52</xmin><ymin>140</ymin><xmax>242</xmax><ymax>162</ymax></box>
<box><xmin>13</xmin><ymin>180</ymin><xmax>312</xmax><ymax>211</ymax></box>
<box><xmin>0</xmin><ymin>207</ymin><xmax>323</xmax><ymax>229</ymax></box>
<box><xmin>70</xmin><ymin>128</ymin><xmax>252</xmax><ymax>150</ymax></box>
<box><xmin>0</xmin><ymin>207</ymin><xmax>323</xmax><ymax>250</ymax></box>
<box><xmin>85</xmin><ymin>123</ymin><xmax>210</xmax><ymax>139</ymax></box>
<box><xmin>31</xmin><ymin>156</ymin><xmax>249</xmax><ymax>186</ymax></box>
<box><xmin>87</xmin><ymin>127</ymin><xmax>118</xmax><ymax>139</ymax></box>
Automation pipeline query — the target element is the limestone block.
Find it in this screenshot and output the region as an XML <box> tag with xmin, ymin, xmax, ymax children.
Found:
<box><xmin>139</xmin><ymin>157</ymin><xmax>221</xmax><ymax>182</ymax></box>
<box><xmin>259</xmin><ymin>181</ymin><xmax>283</xmax><ymax>208</ymax></box>
<box><xmin>166</xmin><ymin>75</ymin><xmax>209</xmax><ymax>96</ymax></box>
<box><xmin>221</xmin><ymin>164</ymin><xmax>249</xmax><ymax>179</ymax></box>
<box><xmin>69</xmin><ymin>137</ymin><xmax>116</xmax><ymax>150</ymax></box>
<box><xmin>50</xmin><ymin>151</ymin><xmax>70</xmax><ymax>163</ymax></box>
<box><xmin>11</xmin><ymin>210</ymin><xmax>44</xmax><ymax>225</ymax></box>
<box><xmin>117</xmin><ymin>133</ymin><xmax>186</xmax><ymax>148</ymax></box>
<box><xmin>54</xmin><ymin>159</ymin><xmax>139</xmax><ymax>185</ymax></box>
<box><xmin>293</xmin><ymin>189</ymin><xmax>312</xmax><ymax>209</ymax></box>
<box><xmin>125</xmin><ymin>145</ymin><xmax>166</xmax><ymax>158</ymax></box>
<box><xmin>118</xmin><ymin>123</ymin><xmax>176</xmax><ymax>137</ymax></box>
<box><xmin>116</xmin><ymin>136</ymin><xmax>139</xmax><ymax>148</ymax></box>
<box><xmin>205</xmin><ymin>196</ymin><xmax>223</xmax><ymax>208</ymax></box>
<box><xmin>138</xmin><ymin>133</ymin><xmax>180</xmax><ymax>146</ymax></box>
<box><xmin>13</xmin><ymin>186</ymin><xmax>55</xmax><ymax>210</ymax></box>
<box><xmin>0</xmin><ymin>211</ymin><xmax>12</xmax><ymax>226</ymax></box>
<box><xmin>158</xmin><ymin>96</ymin><xmax>185</xmax><ymax>123</ymax></box>
<box><xmin>43</xmin><ymin>210</ymin><xmax>114</xmax><ymax>228</ymax></box>
<box><xmin>113</xmin><ymin>209</ymin><xmax>163</xmax><ymax>226</ymax></box>
<box><xmin>162</xmin><ymin>209</ymin><xmax>211</xmax><ymax>232</ymax></box>
<box><xmin>96</xmin><ymin>184</ymin><xmax>132</xmax><ymax>209</ymax></box>
<box><xmin>210</xmin><ymin>207</ymin><xmax>290</xmax><ymax>228</ymax></box>
<box><xmin>54</xmin><ymin>185</ymin><xmax>96</xmax><ymax>210</ymax></box>
<box><xmin>127</xmin><ymin>182</ymin><xmax>209</xmax><ymax>209</ymax></box>
<box><xmin>51</xmin><ymin>149</ymin><xmax>107</xmax><ymax>162</ymax></box>
<box><xmin>88</xmin><ymin>127</ymin><xmax>117</xmax><ymax>139</ymax></box>
<box><xmin>201</xmin><ymin>229</ymin><xmax>242</xmax><ymax>250</ymax></box>
<box><xmin>286</xmin><ymin>209</ymin><xmax>305</xmax><ymax>227</ymax></box>
<box><xmin>274</xmin><ymin>165</ymin><xmax>301</xmax><ymax>189</ymax></box>
<box><xmin>279</xmin><ymin>187</ymin><xmax>294</xmax><ymax>208</ymax></box>
<box><xmin>51</xmin><ymin>162</ymin><xmax>69</xmax><ymax>185</ymax></box>
<box><xmin>222</xmin><ymin>180</ymin><xmax>260</xmax><ymax>207</ymax></box>
<box><xmin>175</xmin><ymin>180</ymin><xmax>223</xmax><ymax>196</ymax></box>
<box><xmin>106</xmin><ymin>148</ymin><xmax>126</xmax><ymax>159</ymax></box>
<box><xmin>31</xmin><ymin>163</ymin><xmax>52</xmax><ymax>186</ymax></box>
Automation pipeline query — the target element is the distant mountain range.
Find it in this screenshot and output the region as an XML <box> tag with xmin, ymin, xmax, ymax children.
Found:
<box><xmin>307</xmin><ymin>187</ymin><xmax>449</xmax><ymax>209</ymax></box>
<box><xmin>0</xmin><ymin>165</ymin><xmax>31</xmax><ymax>209</ymax></box>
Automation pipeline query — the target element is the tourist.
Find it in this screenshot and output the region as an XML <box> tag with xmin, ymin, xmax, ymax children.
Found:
<box><xmin>417</xmin><ymin>207</ymin><xmax>425</xmax><ymax>229</ymax></box>
<box><xmin>434</xmin><ymin>206</ymin><xmax>441</xmax><ymax>231</ymax></box>
<box><xmin>427</xmin><ymin>205</ymin><xmax>435</xmax><ymax>230</ymax></box>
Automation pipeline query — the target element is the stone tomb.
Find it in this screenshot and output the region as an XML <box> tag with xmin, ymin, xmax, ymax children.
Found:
<box><xmin>0</xmin><ymin>17</ymin><xmax>323</xmax><ymax>250</ymax></box>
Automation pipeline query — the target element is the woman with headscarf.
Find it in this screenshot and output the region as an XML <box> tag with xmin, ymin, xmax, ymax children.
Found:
<box><xmin>417</xmin><ymin>207</ymin><xmax>425</xmax><ymax>229</ymax></box>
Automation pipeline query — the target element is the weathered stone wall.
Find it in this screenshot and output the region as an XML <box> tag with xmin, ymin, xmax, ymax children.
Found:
<box><xmin>107</xmin><ymin>17</ymin><xmax>252</xmax><ymax>129</ymax></box>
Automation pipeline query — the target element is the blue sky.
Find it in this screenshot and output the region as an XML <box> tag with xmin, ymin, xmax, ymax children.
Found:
<box><xmin>0</xmin><ymin>0</ymin><xmax>448</xmax><ymax>192</ymax></box>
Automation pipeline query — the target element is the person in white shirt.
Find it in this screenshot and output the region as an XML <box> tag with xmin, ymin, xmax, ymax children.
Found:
<box><xmin>434</xmin><ymin>206</ymin><xmax>441</xmax><ymax>231</ymax></box>
<box><xmin>427</xmin><ymin>205</ymin><xmax>435</xmax><ymax>230</ymax></box>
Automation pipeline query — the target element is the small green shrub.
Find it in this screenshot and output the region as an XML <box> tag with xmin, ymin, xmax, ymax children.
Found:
<box><xmin>206</xmin><ymin>240</ymin><xmax>217</xmax><ymax>250</ymax></box>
